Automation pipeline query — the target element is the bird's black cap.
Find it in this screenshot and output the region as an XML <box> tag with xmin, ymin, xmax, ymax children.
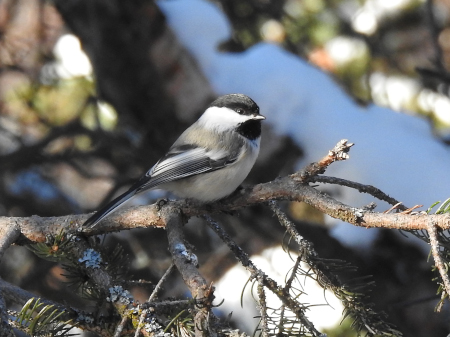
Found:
<box><xmin>210</xmin><ymin>94</ymin><xmax>260</xmax><ymax>116</ymax></box>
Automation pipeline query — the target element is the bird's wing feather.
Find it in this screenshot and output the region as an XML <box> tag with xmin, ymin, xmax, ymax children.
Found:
<box><xmin>84</xmin><ymin>142</ymin><xmax>242</xmax><ymax>228</ymax></box>
<box><xmin>139</xmin><ymin>144</ymin><xmax>238</xmax><ymax>191</ymax></box>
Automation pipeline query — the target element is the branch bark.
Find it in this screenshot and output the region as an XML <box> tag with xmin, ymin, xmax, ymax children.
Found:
<box><xmin>3</xmin><ymin>171</ymin><xmax>450</xmax><ymax>246</ymax></box>
<box><xmin>165</xmin><ymin>209</ymin><xmax>214</xmax><ymax>337</ymax></box>
<box><xmin>1</xmin><ymin>140</ymin><xmax>445</xmax><ymax>242</ymax></box>
<box><xmin>426</xmin><ymin>221</ymin><xmax>450</xmax><ymax>308</ymax></box>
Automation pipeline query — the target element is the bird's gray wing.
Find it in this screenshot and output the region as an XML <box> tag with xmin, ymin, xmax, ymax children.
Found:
<box><xmin>83</xmin><ymin>143</ymin><xmax>241</xmax><ymax>228</ymax></box>
<box><xmin>138</xmin><ymin>143</ymin><xmax>240</xmax><ymax>191</ymax></box>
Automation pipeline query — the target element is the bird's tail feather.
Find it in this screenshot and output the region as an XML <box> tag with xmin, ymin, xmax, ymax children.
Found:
<box><xmin>83</xmin><ymin>188</ymin><xmax>137</xmax><ymax>228</ymax></box>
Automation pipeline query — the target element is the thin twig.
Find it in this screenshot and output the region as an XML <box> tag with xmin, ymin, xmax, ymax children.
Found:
<box><xmin>284</xmin><ymin>255</ymin><xmax>302</xmax><ymax>294</ymax></box>
<box><xmin>384</xmin><ymin>202</ymin><xmax>404</xmax><ymax>214</ymax></box>
<box><xmin>293</xmin><ymin>139</ymin><xmax>354</xmax><ymax>182</ymax></box>
<box><xmin>203</xmin><ymin>215</ymin><xmax>322</xmax><ymax>337</ymax></box>
<box><xmin>135</xmin><ymin>263</ymin><xmax>175</xmax><ymax>337</ymax></box>
<box><xmin>312</xmin><ymin>176</ymin><xmax>407</xmax><ymax>211</ymax></box>
<box><xmin>134</xmin><ymin>311</ymin><xmax>146</xmax><ymax>337</ymax></box>
<box><xmin>400</xmin><ymin>205</ymin><xmax>423</xmax><ymax>214</ymax></box>
<box><xmin>113</xmin><ymin>315</ymin><xmax>129</xmax><ymax>337</ymax></box>
<box><xmin>268</xmin><ymin>201</ymin><xmax>316</xmax><ymax>256</ymax></box>
<box><xmin>276</xmin><ymin>305</ymin><xmax>287</xmax><ymax>336</ymax></box>
<box><xmin>436</xmin><ymin>290</ymin><xmax>446</xmax><ymax>312</ymax></box>
<box><xmin>257</xmin><ymin>278</ymin><xmax>269</xmax><ymax>337</ymax></box>
<box><xmin>268</xmin><ymin>201</ymin><xmax>400</xmax><ymax>336</ymax></box>
<box><xmin>141</xmin><ymin>299</ymin><xmax>200</xmax><ymax>311</ymax></box>
<box><xmin>269</xmin><ymin>201</ymin><xmax>340</xmax><ymax>287</ymax></box>
<box><xmin>426</xmin><ymin>221</ymin><xmax>450</xmax><ymax>310</ymax></box>
<box><xmin>148</xmin><ymin>263</ymin><xmax>175</xmax><ymax>303</ymax></box>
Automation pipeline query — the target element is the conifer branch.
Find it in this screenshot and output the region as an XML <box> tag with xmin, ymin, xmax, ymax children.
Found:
<box><xmin>203</xmin><ymin>215</ymin><xmax>322</xmax><ymax>337</ymax></box>
<box><xmin>269</xmin><ymin>201</ymin><xmax>401</xmax><ymax>336</ymax></box>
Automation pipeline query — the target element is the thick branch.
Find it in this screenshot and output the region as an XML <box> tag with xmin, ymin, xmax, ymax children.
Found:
<box><xmin>165</xmin><ymin>208</ymin><xmax>214</xmax><ymax>337</ymax></box>
<box><xmin>0</xmin><ymin>278</ymin><xmax>68</xmax><ymax>311</ymax></box>
<box><xmin>3</xmin><ymin>172</ymin><xmax>450</xmax><ymax>245</ymax></box>
<box><xmin>0</xmin><ymin>224</ymin><xmax>20</xmax><ymax>261</ymax></box>
<box><xmin>2</xmin><ymin>138</ymin><xmax>449</xmax><ymax>247</ymax></box>
<box><xmin>0</xmin><ymin>278</ymin><xmax>110</xmax><ymax>335</ymax></box>
<box><xmin>0</xmin><ymin>289</ymin><xmax>14</xmax><ymax>337</ymax></box>
<box><xmin>0</xmin><ymin>223</ymin><xmax>21</xmax><ymax>336</ymax></box>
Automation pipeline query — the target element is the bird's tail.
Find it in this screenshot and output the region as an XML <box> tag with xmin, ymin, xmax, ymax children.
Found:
<box><xmin>83</xmin><ymin>188</ymin><xmax>137</xmax><ymax>228</ymax></box>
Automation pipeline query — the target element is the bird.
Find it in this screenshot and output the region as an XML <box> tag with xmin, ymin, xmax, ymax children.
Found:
<box><xmin>83</xmin><ymin>93</ymin><xmax>265</xmax><ymax>228</ymax></box>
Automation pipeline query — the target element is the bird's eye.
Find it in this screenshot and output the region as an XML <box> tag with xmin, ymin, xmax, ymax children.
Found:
<box><xmin>237</xmin><ymin>108</ymin><xmax>244</xmax><ymax>114</ymax></box>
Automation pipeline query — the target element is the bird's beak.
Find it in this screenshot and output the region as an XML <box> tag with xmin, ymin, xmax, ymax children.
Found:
<box><xmin>252</xmin><ymin>114</ymin><xmax>266</xmax><ymax>120</ymax></box>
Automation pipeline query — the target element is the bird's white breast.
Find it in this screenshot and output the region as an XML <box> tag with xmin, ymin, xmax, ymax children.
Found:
<box><xmin>161</xmin><ymin>139</ymin><xmax>260</xmax><ymax>202</ymax></box>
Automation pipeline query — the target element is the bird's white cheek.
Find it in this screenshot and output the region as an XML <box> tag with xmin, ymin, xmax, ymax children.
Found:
<box><xmin>199</xmin><ymin>106</ymin><xmax>252</xmax><ymax>132</ymax></box>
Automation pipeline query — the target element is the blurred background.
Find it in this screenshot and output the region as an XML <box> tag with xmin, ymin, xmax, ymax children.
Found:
<box><xmin>1</xmin><ymin>0</ymin><xmax>450</xmax><ymax>336</ymax></box>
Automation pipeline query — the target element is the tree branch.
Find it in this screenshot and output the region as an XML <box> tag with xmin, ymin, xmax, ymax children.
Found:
<box><xmin>203</xmin><ymin>215</ymin><xmax>322</xmax><ymax>336</ymax></box>
<box><xmin>256</xmin><ymin>278</ymin><xmax>269</xmax><ymax>337</ymax></box>
<box><xmin>311</xmin><ymin>175</ymin><xmax>407</xmax><ymax>211</ymax></box>
<box><xmin>165</xmin><ymin>208</ymin><xmax>214</xmax><ymax>337</ymax></box>
<box><xmin>0</xmin><ymin>222</ymin><xmax>22</xmax><ymax>336</ymax></box>
<box><xmin>292</xmin><ymin>139</ymin><xmax>354</xmax><ymax>182</ymax></box>
<box><xmin>426</xmin><ymin>221</ymin><xmax>450</xmax><ymax>308</ymax></box>
<box><xmin>3</xmin><ymin>139</ymin><xmax>450</xmax><ymax>247</ymax></box>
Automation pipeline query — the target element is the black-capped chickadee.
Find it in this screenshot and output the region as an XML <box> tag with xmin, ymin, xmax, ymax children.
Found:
<box><xmin>83</xmin><ymin>94</ymin><xmax>265</xmax><ymax>228</ymax></box>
